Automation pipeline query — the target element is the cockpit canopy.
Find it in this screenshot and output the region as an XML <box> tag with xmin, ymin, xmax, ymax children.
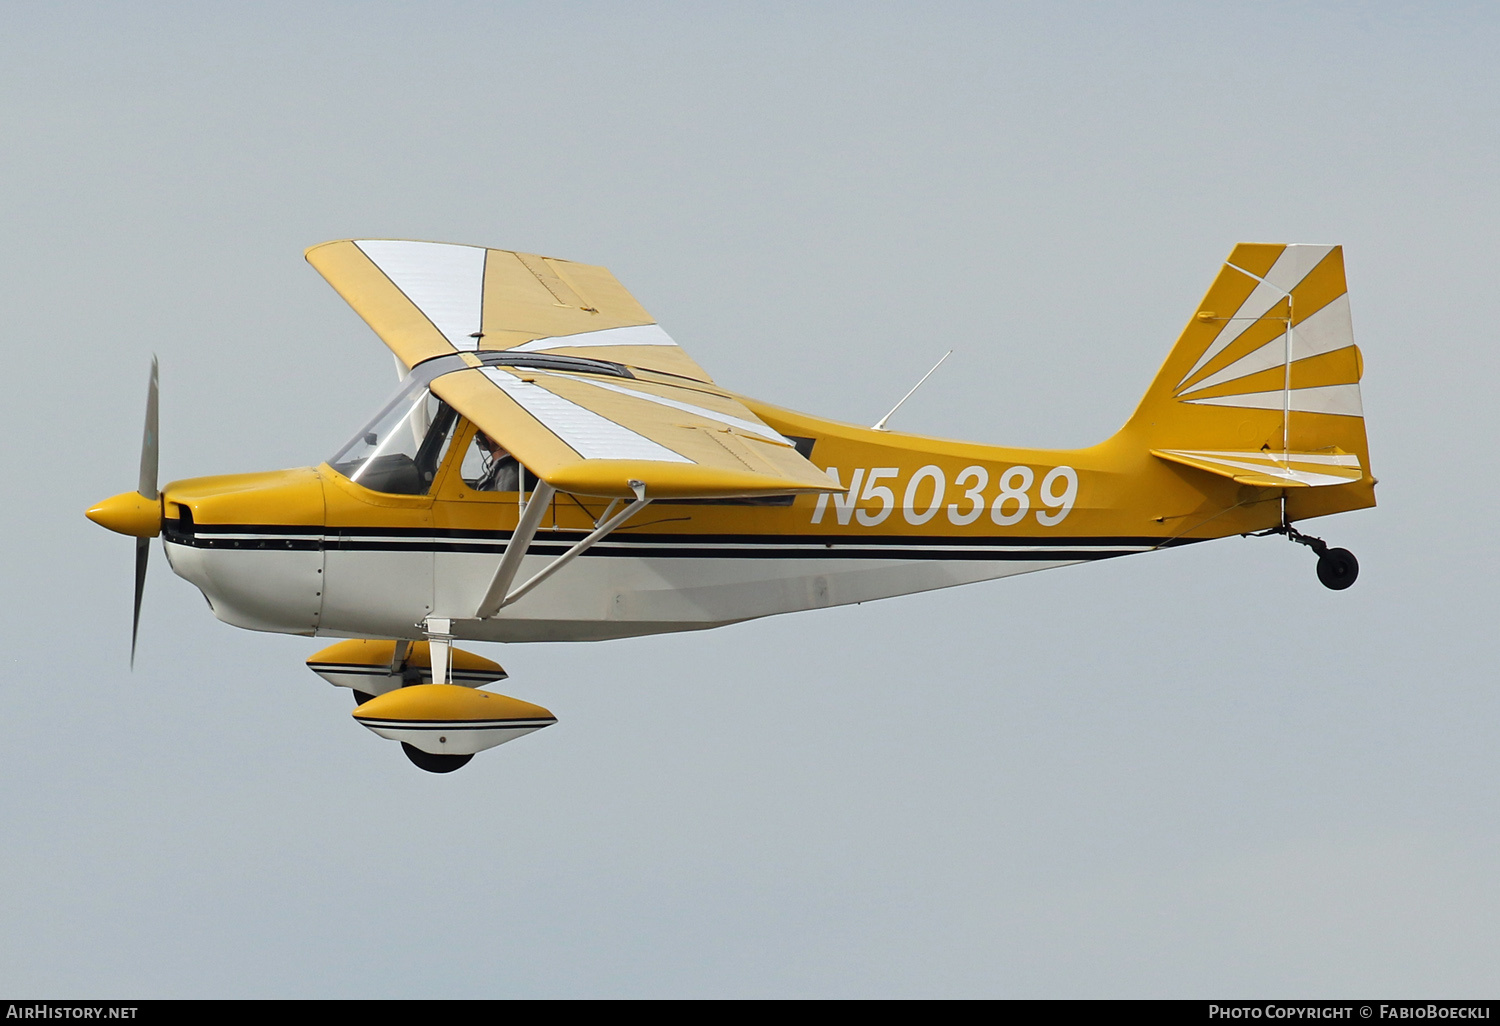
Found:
<box><xmin>329</xmin><ymin>363</ymin><xmax>525</xmax><ymax>496</ymax></box>
<box><xmin>329</xmin><ymin>378</ymin><xmax>457</xmax><ymax>495</ymax></box>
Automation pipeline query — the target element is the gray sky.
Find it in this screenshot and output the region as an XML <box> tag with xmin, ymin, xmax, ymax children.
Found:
<box><xmin>3</xmin><ymin>0</ymin><xmax>1497</xmax><ymax>997</ymax></box>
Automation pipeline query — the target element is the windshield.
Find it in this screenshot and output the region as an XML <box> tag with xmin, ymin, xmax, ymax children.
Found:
<box><xmin>328</xmin><ymin>351</ymin><xmax>585</xmax><ymax>495</ymax></box>
<box><xmin>329</xmin><ymin>375</ymin><xmax>459</xmax><ymax>495</ymax></box>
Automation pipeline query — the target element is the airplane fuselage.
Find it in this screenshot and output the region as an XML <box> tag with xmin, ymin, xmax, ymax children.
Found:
<box><xmin>158</xmin><ymin>396</ymin><xmax>1289</xmax><ymax>646</ymax></box>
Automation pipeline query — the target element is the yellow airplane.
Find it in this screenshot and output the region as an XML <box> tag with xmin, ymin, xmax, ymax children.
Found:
<box><xmin>87</xmin><ymin>240</ymin><xmax>1374</xmax><ymax>772</ymax></box>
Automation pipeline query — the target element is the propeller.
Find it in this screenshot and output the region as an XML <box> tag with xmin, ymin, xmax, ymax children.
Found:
<box><xmin>133</xmin><ymin>357</ymin><xmax>160</xmax><ymax>666</ymax></box>
<box><xmin>86</xmin><ymin>358</ymin><xmax>162</xmax><ymax>667</ymax></box>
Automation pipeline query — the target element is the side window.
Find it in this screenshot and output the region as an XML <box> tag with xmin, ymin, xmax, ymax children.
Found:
<box><xmin>461</xmin><ymin>428</ymin><xmax>525</xmax><ymax>492</ymax></box>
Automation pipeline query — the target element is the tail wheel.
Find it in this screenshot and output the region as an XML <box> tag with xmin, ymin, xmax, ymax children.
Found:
<box><xmin>401</xmin><ymin>742</ymin><xmax>473</xmax><ymax>774</ymax></box>
<box><xmin>1316</xmin><ymin>548</ymin><xmax>1359</xmax><ymax>590</ymax></box>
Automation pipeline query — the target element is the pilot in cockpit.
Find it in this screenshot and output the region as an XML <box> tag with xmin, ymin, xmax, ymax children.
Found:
<box><xmin>470</xmin><ymin>431</ymin><xmax>521</xmax><ymax>492</ymax></box>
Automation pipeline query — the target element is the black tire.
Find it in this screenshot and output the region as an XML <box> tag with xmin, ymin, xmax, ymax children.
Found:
<box><xmin>1316</xmin><ymin>548</ymin><xmax>1359</xmax><ymax>590</ymax></box>
<box><xmin>401</xmin><ymin>741</ymin><xmax>473</xmax><ymax>774</ymax></box>
<box><xmin>353</xmin><ymin>691</ymin><xmax>376</xmax><ymax>706</ymax></box>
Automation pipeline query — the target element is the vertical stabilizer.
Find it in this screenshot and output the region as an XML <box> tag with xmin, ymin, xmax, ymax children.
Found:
<box><xmin>1123</xmin><ymin>244</ymin><xmax>1375</xmax><ymax>521</ymax></box>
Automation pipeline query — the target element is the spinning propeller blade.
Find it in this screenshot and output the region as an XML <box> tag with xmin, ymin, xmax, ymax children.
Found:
<box><xmin>131</xmin><ymin>358</ymin><xmax>159</xmax><ymax>667</ymax></box>
<box><xmin>132</xmin><ymin>537</ymin><xmax>149</xmax><ymax>667</ymax></box>
<box><xmin>139</xmin><ymin>357</ymin><xmax>159</xmax><ymax>502</ymax></box>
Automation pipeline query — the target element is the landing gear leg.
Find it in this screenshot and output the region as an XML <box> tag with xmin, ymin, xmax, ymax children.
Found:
<box><xmin>1253</xmin><ymin>523</ymin><xmax>1359</xmax><ymax>590</ymax></box>
<box><xmin>387</xmin><ymin>618</ymin><xmax>471</xmax><ymax>773</ymax></box>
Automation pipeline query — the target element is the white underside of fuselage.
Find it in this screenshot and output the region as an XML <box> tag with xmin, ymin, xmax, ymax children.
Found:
<box><xmin>164</xmin><ymin>532</ymin><xmax>1121</xmax><ymax>643</ymax></box>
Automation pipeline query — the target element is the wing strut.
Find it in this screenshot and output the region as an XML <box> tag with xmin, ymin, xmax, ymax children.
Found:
<box><xmin>475</xmin><ymin>480</ymin><xmax>558</xmax><ymax>618</ymax></box>
<box><xmin>473</xmin><ymin>480</ymin><xmax>651</xmax><ymax>619</ymax></box>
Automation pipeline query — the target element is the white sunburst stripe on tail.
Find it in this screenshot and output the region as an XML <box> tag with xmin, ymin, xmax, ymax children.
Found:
<box><xmin>1182</xmin><ymin>383</ymin><xmax>1364</xmax><ymax>418</ymax></box>
<box><xmin>1177</xmin><ymin>244</ymin><xmax>1335</xmax><ymax>390</ymax></box>
<box><xmin>1177</xmin><ymin>276</ymin><xmax>1291</xmax><ymax>389</ymax></box>
<box><xmin>1180</xmin><ymin>294</ymin><xmax>1355</xmax><ymax>396</ymax></box>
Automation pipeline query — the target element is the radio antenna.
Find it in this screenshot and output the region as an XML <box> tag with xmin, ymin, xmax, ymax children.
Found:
<box><xmin>873</xmin><ymin>350</ymin><xmax>953</xmax><ymax>431</ymax></box>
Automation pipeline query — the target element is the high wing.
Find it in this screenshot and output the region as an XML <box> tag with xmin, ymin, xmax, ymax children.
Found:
<box><xmin>307</xmin><ymin>239</ymin><xmax>839</xmax><ymax>500</ymax></box>
<box><xmin>306</xmin><ymin>238</ymin><xmax>714</xmax><ymax>380</ymax></box>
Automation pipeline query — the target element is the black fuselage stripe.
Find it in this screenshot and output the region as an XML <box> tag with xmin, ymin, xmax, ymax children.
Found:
<box><xmin>165</xmin><ymin>537</ymin><xmax>1193</xmax><ymax>559</ymax></box>
<box><xmin>164</xmin><ymin>523</ymin><xmax>1195</xmax><ymax>560</ymax></box>
<box><xmin>165</xmin><ymin>537</ymin><xmax>1180</xmax><ymax>560</ymax></box>
<box><xmin>170</xmin><ymin>521</ymin><xmax>1177</xmax><ymax>548</ymax></box>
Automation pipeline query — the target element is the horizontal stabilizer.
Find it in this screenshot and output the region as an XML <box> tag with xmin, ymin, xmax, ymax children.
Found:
<box><xmin>1151</xmin><ymin>448</ymin><xmax>1363</xmax><ymax>488</ymax></box>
